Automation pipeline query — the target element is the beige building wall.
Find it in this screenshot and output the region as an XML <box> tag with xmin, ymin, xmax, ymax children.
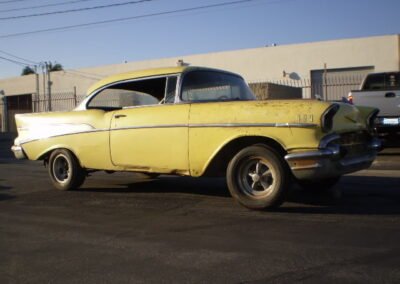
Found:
<box><xmin>0</xmin><ymin>34</ymin><xmax>399</xmax><ymax>97</ymax></box>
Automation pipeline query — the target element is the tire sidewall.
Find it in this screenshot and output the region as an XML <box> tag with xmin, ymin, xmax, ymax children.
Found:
<box><xmin>48</xmin><ymin>149</ymin><xmax>85</xmax><ymax>191</ymax></box>
<box><xmin>227</xmin><ymin>145</ymin><xmax>289</xmax><ymax>209</ymax></box>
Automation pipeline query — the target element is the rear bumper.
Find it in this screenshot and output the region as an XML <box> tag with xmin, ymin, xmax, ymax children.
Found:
<box><xmin>285</xmin><ymin>137</ymin><xmax>381</xmax><ymax>180</ymax></box>
<box><xmin>11</xmin><ymin>145</ymin><xmax>27</xmax><ymax>160</ymax></box>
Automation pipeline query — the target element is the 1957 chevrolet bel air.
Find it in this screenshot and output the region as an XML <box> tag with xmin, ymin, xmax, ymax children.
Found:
<box><xmin>12</xmin><ymin>66</ymin><xmax>381</xmax><ymax>209</ymax></box>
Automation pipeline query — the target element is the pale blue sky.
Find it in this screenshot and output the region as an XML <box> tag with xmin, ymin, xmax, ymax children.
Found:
<box><xmin>0</xmin><ymin>0</ymin><xmax>399</xmax><ymax>79</ymax></box>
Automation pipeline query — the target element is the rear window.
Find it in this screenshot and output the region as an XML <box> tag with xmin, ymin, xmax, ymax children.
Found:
<box><xmin>181</xmin><ymin>70</ymin><xmax>255</xmax><ymax>102</ymax></box>
<box><xmin>362</xmin><ymin>73</ymin><xmax>400</xmax><ymax>91</ymax></box>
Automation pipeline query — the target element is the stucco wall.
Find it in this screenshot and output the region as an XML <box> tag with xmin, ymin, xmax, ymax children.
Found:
<box><xmin>0</xmin><ymin>34</ymin><xmax>399</xmax><ymax>97</ymax></box>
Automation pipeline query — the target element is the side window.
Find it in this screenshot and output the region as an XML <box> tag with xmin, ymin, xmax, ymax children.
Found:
<box><xmin>363</xmin><ymin>74</ymin><xmax>385</xmax><ymax>91</ymax></box>
<box><xmin>87</xmin><ymin>76</ymin><xmax>175</xmax><ymax>110</ymax></box>
<box><xmin>363</xmin><ymin>73</ymin><xmax>400</xmax><ymax>91</ymax></box>
<box><xmin>181</xmin><ymin>71</ymin><xmax>254</xmax><ymax>102</ymax></box>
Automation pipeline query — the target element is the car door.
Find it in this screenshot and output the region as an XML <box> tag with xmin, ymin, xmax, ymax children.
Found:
<box><xmin>98</xmin><ymin>75</ymin><xmax>190</xmax><ymax>174</ymax></box>
<box><xmin>110</xmin><ymin>103</ymin><xmax>190</xmax><ymax>174</ymax></box>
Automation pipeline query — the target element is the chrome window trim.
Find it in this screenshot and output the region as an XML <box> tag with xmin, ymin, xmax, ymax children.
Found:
<box><xmin>178</xmin><ymin>69</ymin><xmax>256</xmax><ymax>103</ymax></box>
<box><xmin>80</xmin><ymin>73</ymin><xmax>182</xmax><ymax>110</ymax></box>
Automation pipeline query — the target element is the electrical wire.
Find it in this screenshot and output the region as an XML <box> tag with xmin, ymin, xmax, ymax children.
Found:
<box><xmin>0</xmin><ymin>0</ymin><xmax>100</xmax><ymax>14</ymax></box>
<box><xmin>0</xmin><ymin>0</ymin><xmax>33</xmax><ymax>4</ymax></box>
<box><xmin>63</xmin><ymin>69</ymin><xmax>104</xmax><ymax>80</ymax></box>
<box><xmin>0</xmin><ymin>0</ymin><xmax>269</xmax><ymax>38</ymax></box>
<box><xmin>0</xmin><ymin>49</ymin><xmax>39</xmax><ymax>65</ymax></box>
<box><xmin>0</xmin><ymin>0</ymin><xmax>155</xmax><ymax>20</ymax></box>
<box><xmin>0</xmin><ymin>55</ymin><xmax>33</xmax><ymax>67</ymax></box>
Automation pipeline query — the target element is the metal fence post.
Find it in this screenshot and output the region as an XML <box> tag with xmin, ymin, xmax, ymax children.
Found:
<box><xmin>0</xmin><ymin>90</ymin><xmax>8</xmax><ymax>132</ymax></box>
<box><xmin>324</xmin><ymin>63</ymin><xmax>328</xmax><ymax>101</ymax></box>
<box><xmin>73</xmin><ymin>86</ymin><xmax>77</xmax><ymax>107</ymax></box>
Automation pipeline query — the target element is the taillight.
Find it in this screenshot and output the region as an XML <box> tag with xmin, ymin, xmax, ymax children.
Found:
<box><xmin>321</xmin><ymin>104</ymin><xmax>339</xmax><ymax>133</ymax></box>
<box><xmin>347</xmin><ymin>93</ymin><xmax>353</xmax><ymax>104</ymax></box>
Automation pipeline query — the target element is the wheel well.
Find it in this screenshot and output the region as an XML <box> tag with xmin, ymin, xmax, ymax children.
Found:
<box><xmin>39</xmin><ymin>148</ymin><xmax>79</xmax><ymax>167</ymax></box>
<box><xmin>203</xmin><ymin>136</ymin><xmax>287</xmax><ymax>177</ymax></box>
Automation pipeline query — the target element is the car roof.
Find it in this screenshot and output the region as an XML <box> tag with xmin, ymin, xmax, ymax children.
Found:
<box><xmin>86</xmin><ymin>66</ymin><xmax>241</xmax><ymax>95</ymax></box>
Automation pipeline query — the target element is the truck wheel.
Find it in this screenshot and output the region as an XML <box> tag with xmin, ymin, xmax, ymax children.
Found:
<box><xmin>297</xmin><ymin>177</ymin><xmax>341</xmax><ymax>191</ymax></box>
<box><xmin>227</xmin><ymin>145</ymin><xmax>289</xmax><ymax>210</ymax></box>
<box><xmin>48</xmin><ymin>149</ymin><xmax>86</xmax><ymax>191</ymax></box>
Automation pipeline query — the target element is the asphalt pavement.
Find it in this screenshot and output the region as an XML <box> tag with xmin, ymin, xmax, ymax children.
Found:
<box><xmin>0</xmin><ymin>139</ymin><xmax>400</xmax><ymax>283</ymax></box>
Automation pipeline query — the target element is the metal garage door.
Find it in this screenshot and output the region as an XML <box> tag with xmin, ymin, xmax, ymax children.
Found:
<box><xmin>311</xmin><ymin>66</ymin><xmax>374</xmax><ymax>101</ymax></box>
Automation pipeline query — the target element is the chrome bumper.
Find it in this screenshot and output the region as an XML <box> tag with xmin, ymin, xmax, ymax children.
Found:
<box><xmin>285</xmin><ymin>137</ymin><xmax>382</xmax><ymax>180</ymax></box>
<box><xmin>11</xmin><ymin>145</ymin><xmax>27</xmax><ymax>160</ymax></box>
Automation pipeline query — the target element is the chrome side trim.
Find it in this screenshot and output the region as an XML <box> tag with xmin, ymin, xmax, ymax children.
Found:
<box><xmin>19</xmin><ymin>122</ymin><xmax>317</xmax><ymax>145</ymax></box>
<box><xmin>285</xmin><ymin>149</ymin><xmax>336</xmax><ymax>161</ymax></box>
<box><xmin>189</xmin><ymin>123</ymin><xmax>317</xmax><ymax>128</ymax></box>
<box><xmin>19</xmin><ymin>128</ymin><xmax>108</xmax><ymax>145</ymax></box>
<box><xmin>108</xmin><ymin>122</ymin><xmax>317</xmax><ymax>131</ymax></box>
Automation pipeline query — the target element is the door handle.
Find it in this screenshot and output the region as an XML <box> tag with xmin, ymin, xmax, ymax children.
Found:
<box><xmin>385</xmin><ymin>92</ymin><xmax>396</xmax><ymax>98</ymax></box>
<box><xmin>114</xmin><ymin>114</ymin><xmax>127</xmax><ymax>119</ymax></box>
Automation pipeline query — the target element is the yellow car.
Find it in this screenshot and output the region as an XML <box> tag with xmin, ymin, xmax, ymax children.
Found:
<box><xmin>12</xmin><ymin>66</ymin><xmax>381</xmax><ymax>209</ymax></box>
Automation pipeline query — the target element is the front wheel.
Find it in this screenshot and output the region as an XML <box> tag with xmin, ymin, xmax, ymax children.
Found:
<box><xmin>227</xmin><ymin>145</ymin><xmax>290</xmax><ymax>210</ymax></box>
<box><xmin>48</xmin><ymin>149</ymin><xmax>86</xmax><ymax>191</ymax></box>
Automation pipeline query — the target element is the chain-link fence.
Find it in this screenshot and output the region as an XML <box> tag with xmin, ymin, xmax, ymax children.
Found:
<box><xmin>32</xmin><ymin>91</ymin><xmax>86</xmax><ymax>112</ymax></box>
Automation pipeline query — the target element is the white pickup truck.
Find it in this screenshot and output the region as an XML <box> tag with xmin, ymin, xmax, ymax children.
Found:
<box><xmin>348</xmin><ymin>72</ymin><xmax>400</xmax><ymax>141</ymax></box>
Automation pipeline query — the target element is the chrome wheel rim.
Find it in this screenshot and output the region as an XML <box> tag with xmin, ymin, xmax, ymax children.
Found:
<box><xmin>238</xmin><ymin>157</ymin><xmax>276</xmax><ymax>198</ymax></box>
<box><xmin>52</xmin><ymin>154</ymin><xmax>71</xmax><ymax>184</ymax></box>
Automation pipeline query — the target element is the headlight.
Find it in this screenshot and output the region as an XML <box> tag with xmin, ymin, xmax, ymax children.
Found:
<box><xmin>321</xmin><ymin>104</ymin><xmax>339</xmax><ymax>133</ymax></box>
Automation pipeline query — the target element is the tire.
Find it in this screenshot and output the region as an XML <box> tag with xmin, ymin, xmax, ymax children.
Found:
<box><xmin>227</xmin><ymin>145</ymin><xmax>290</xmax><ymax>210</ymax></box>
<box><xmin>48</xmin><ymin>149</ymin><xmax>86</xmax><ymax>191</ymax></box>
<box><xmin>297</xmin><ymin>176</ymin><xmax>341</xmax><ymax>191</ymax></box>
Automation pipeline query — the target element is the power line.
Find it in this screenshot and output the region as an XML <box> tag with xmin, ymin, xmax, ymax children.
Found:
<box><xmin>62</xmin><ymin>70</ymin><xmax>103</xmax><ymax>80</ymax></box>
<box><xmin>0</xmin><ymin>49</ymin><xmax>39</xmax><ymax>64</ymax></box>
<box><xmin>0</xmin><ymin>0</ymin><xmax>33</xmax><ymax>4</ymax></box>
<box><xmin>0</xmin><ymin>55</ymin><xmax>33</xmax><ymax>67</ymax></box>
<box><xmin>0</xmin><ymin>0</ymin><xmax>155</xmax><ymax>20</ymax></box>
<box><xmin>0</xmin><ymin>0</ymin><xmax>271</xmax><ymax>38</ymax></box>
<box><xmin>0</xmin><ymin>0</ymin><xmax>99</xmax><ymax>14</ymax></box>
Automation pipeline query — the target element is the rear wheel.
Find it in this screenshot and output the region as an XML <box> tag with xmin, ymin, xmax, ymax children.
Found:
<box><xmin>227</xmin><ymin>145</ymin><xmax>290</xmax><ymax>210</ymax></box>
<box><xmin>48</xmin><ymin>149</ymin><xmax>86</xmax><ymax>190</ymax></box>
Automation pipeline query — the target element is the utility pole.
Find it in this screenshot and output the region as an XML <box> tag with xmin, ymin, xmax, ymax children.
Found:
<box><xmin>46</xmin><ymin>62</ymin><xmax>52</xmax><ymax>111</ymax></box>
<box><xmin>34</xmin><ymin>65</ymin><xmax>39</xmax><ymax>112</ymax></box>
<box><xmin>323</xmin><ymin>63</ymin><xmax>328</xmax><ymax>101</ymax></box>
<box><xmin>42</xmin><ymin>64</ymin><xmax>46</xmax><ymax>111</ymax></box>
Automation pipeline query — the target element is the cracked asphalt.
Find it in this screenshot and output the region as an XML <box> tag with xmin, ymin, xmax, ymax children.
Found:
<box><xmin>1</xmin><ymin>139</ymin><xmax>400</xmax><ymax>283</ymax></box>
